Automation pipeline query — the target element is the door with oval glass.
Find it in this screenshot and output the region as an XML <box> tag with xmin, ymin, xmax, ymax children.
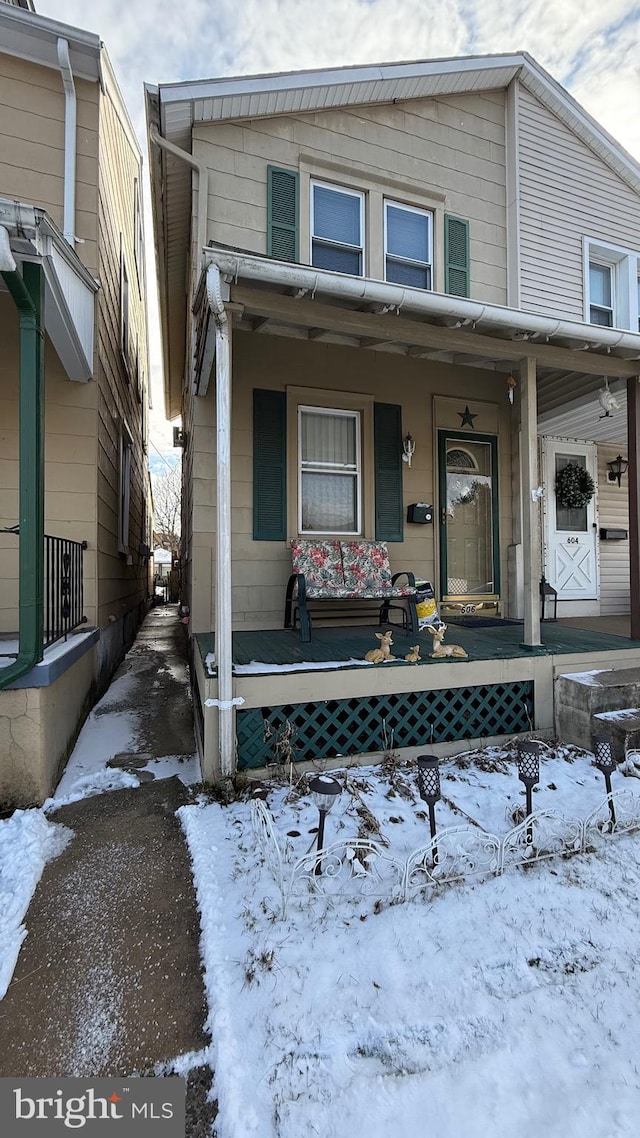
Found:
<box><xmin>542</xmin><ymin>439</ymin><xmax>599</xmax><ymax>603</ymax></box>
<box><xmin>438</xmin><ymin>431</ymin><xmax>500</xmax><ymax>609</ymax></box>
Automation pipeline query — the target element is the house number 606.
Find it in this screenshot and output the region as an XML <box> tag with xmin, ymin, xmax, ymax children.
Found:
<box><xmin>566</xmin><ymin>537</ymin><xmax>579</xmax><ymax>544</ymax></box>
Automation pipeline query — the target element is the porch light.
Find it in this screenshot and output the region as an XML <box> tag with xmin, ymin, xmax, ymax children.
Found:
<box><xmin>516</xmin><ymin>740</ymin><xmax>541</xmax><ymax>845</ymax></box>
<box><xmin>309</xmin><ymin>774</ymin><xmax>342</xmax><ymax>875</ymax></box>
<box><xmin>402</xmin><ymin>433</ymin><xmax>415</xmax><ymax>467</ymax></box>
<box><xmin>417</xmin><ymin>755</ymin><xmax>441</xmax><ymax>865</ymax></box>
<box><xmin>591</xmin><ymin>734</ymin><xmax>617</xmax><ymax>829</ymax></box>
<box><xmin>606</xmin><ymin>455</ymin><xmax>628</xmax><ymax>487</ymax></box>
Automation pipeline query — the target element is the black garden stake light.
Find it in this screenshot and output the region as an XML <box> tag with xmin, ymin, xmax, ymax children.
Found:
<box><xmin>417</xmin><ymin>755</ymin><xmax>441</xmax><ymax>865</ymax></box>
<box><xmin>516</xmin><ymin>740</ymin><xmax>541</xmax><ymax>845</ymax></box>
<box><xmin>309</xmin><ymin>774</ymin><xmax>342</xmax><ymax>875</ymax></box>
<box><xmin>591</xmin><ymin>734</ymin><xmax>617</xmax><ymax>830</ymax></box>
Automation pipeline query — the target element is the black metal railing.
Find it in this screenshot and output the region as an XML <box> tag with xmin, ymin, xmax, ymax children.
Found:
<box><xmin>44</xmin><ymin>534</ymin><xmax>88</xmax><ymax>648</ymax></box>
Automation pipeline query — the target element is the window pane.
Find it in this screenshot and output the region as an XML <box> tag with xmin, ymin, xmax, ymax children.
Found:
<box><xmin>555</xmin><ymin>454</ymin><xmax>588</xmax><ymax>533</ymax></box>
<box><xmin>445</xmin><ymin>441</ymin><xmax>493</xmax><ymax>595</ymax></box>
<box><xmin>386</xmin><ymin>258</ymin><xmax>431</xmax><ymax>289</ymax></box>
<box><xmin>386</xmin><ymin>205</ymin><xmax>429</xmax><ymax>262</ymax></box>
<box><xmin>301</xmin><ymin>472</ymin><xmax>357</xmax><ymax>532</ymax></box>
<box><xmin>312</xmin><ymin>241</ymin><xmax>362</xmax><ymax>275</ymax></box>
<box><xmin>590</xmin><ymin>306</ymin><xmax>613</xmax><ymax>327</ymax></box>
<box><xmin>590</xmin><ymin>262</ymin><xmax>611</xmax><ymax>307</ymax></box>
<box><xmin>301</xmin><ymin>412</ymin><xmax>356</xmax><ymax>468</ymax></box>
<box><xmin>313</xmin><ymin>185</ymin><xmax>361</xmax><ymax>246</ymax></box>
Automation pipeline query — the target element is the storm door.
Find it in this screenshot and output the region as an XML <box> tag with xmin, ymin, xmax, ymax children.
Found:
<box><xmin>438</xmin><ymin>431</ymin><xmax>500</xmax><ymax>603</ymax></box>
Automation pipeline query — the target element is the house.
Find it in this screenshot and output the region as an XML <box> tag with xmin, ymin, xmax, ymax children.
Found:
<box><xmin>0</xmin><ymin>0</ymin><xmax>151</xmax><ymax>808</ymax></box>
<box><xmin>145</xmin><ymin>53</ymin><xmax>640</xmax><ymax>784</ymax></box>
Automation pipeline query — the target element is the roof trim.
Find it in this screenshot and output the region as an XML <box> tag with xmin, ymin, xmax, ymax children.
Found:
<box><xmin>0</xmin><ymin>4</ymin><xmax>101</xmax><ymax>82</ymax></box>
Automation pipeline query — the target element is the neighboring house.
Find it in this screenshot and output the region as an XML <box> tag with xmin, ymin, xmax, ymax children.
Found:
<box><xmin>0</xmin><ymin>0</ymin><xmax>151</xmax><ymax>807</ymax></box>
<box><xmin>146</xmin><ymin>53</ymin><xmax>640</xmax><ymax>783</ymax></box>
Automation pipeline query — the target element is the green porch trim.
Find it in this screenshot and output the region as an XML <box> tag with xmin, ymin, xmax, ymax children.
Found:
<box><xmin>236</xmin><ymin>680</ymin><xmax>534</xmax><ymax>768</ymax></box>
<box><xmin>0</xmin><ymin>262</ymin><xmax>45</xmax><ymax>691</ymax></box>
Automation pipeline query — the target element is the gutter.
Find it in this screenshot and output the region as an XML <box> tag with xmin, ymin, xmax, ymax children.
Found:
<box><xmin>204</xmin><ymin>247</ymin><xmax>640</xmax><ymax>356</ymax></box>
<box><xmin>57</xmin><ymin>38</ymin><xmax>77</xmax><ymax>247</ymax></box>
<box><xmin>0</xmin><ymin>244</ymin><xmax>45</xmax><ymax>692</ymax></box>
<box><xmin>206</xmin><ymin>264</ymin><xmax>235</xmax><ymax>780</ymax></box>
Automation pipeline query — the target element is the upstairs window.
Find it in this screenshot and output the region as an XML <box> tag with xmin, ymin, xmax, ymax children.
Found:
<box><xmin>385</xmin><ymin>201</ymin><xmax>432</xmax><ymax>289</ymax></box>
<box><xmin>119</xmin><ymin>423</ymin><xmax>133</xmax><ymax>551</ymax></box>
<box><xmin>589</xmin><ymin>261</ymin><xmax>613</xmax><ymax>326</ymax></box>
<box><xmin>298</xmin><ymin>406</ymin><xmax>361</xmax><ymax>534</ymax></box>
<box><xmin>311</xmin><ymin>181</ymin><xmax>364</xmax><ymax>276</ymax></box>
<box><xmin>120</xmin><ymin>240</ymin><xmax>130</xmax><ymax>372</ymax></box>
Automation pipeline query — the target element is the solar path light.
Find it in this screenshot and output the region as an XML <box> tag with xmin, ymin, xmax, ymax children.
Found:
<box><xmin>591</xmin><ymin>734</ymin><xmax>617</xmax><ymax>830</ymax></box>
<box><xmin>517</xmin><ymin>740</ymin><xmax>541</xmax><ymax>845</ymax></box>
<box><xmin>309</xmin><ymin>774</ymin><xmax>342</xmax><ymax>875</ymax></box>
<box><xmin>417</xmin><ymin>755</ymin><xmax>441</xmax><ymax>865</ymax></box>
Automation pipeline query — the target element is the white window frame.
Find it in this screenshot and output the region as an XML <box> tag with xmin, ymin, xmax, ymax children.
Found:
<box><xmin>120</xmin><ymin>238</ymin><xmax>130</xmax><ymax>376</ymax></box>
<box><xmin>588</xmin><ymin>260</ymin><xmax>614</xmax><ymax>327</ymax></box>
<box><xmin>118</xmin><ymin>422</ymin><xmax>133</xmax><ymax>552</ymax></box>
<box><xmin>298</xmin><ymin>405</ymin><xmax>362</xmax><ymax>536</ymax></box>
<box><xmin>384</xmin><ymin>199</ymin><xmax>433</xmax><ymax>290</ymax></box>
<box><xmin>583</xmin><ymin>238</ymin><xmax>640</xmax><ymax>331</ymax></box>
<box><xmin>310</xmin><ymin>180</ymin><xmax>365</xmax><ymax>277</ymax></box>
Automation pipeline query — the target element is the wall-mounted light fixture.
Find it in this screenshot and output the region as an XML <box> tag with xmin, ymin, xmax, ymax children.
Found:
<box><xmin>402</xmin><ymin>433</ymin><xmax>415</xmax><ymax>468</ymax></box>
<box><xmin>607</xmin><ymin>455</ymin><xmax>629</xmax><ymax>487</ymax></box>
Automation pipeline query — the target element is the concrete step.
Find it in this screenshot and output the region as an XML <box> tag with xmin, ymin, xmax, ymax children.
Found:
<box><xmin>555</xmin><ymin>666</ymin><xmax>640</xmax><ymax>751</ymax></box>
<box><xmin>593</xmin><ymin>708</ymin><xmax>640</xmax><ymax>761</ymax></box>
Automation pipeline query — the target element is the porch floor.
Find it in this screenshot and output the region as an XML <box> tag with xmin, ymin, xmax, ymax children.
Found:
<box><xmin>197</xmin><ymin>618</ymin><xmax>640</xmax><ymax>674</ymax></box>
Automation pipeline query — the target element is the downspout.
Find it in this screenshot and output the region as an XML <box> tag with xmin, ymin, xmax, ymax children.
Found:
<box><xmin>207</xmin><ymin>264</ymin><xmax>235</xmax><ymax>779</ymax></box>
<box><xmin>57</xmin><ymin>38</ymin><xmax>77</xmax><ymax>247</ymax></box>
<box><xmin>149</xmin><ymin>126</ymin><xmax>208</xmax><ymax>278</ymax></box>
<box><xmin>0</xmin><ymin>248</ymin><xmax>45</xmax><ymax>691</ymax></box>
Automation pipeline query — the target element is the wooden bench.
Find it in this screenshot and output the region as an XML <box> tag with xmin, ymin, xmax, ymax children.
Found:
<box><xmin>284</xmin><ymin>538</ymin><xmax>418</xmax><ymax>642</ymax></box>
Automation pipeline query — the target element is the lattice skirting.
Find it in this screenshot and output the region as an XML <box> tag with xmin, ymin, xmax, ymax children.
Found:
<box><xmin>236</xmin><ymin>680</ymin><xmax>534</xmax><ymax>770</ymax></box>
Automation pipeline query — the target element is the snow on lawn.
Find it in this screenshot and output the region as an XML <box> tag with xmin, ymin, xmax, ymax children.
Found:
<box><xmin>0</xmin><ymin>810</ymin><xmax>72</xmax><ymax>999</ymax></box>
<box><xmin>181</xmin><ymin>746</ymin><xmax>640</xmax><ymax>1138</ymax></box>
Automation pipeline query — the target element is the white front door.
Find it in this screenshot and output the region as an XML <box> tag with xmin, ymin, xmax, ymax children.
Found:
<box><xmin>542</xmin><ymin>438</ymin><xmax>599</xmax><ymax>603</ymax></box>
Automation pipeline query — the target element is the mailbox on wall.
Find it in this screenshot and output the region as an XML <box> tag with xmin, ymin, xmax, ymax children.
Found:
<box><xmin>407</xmin><ymin>503</ymin><xmax>434</xmax><ymax>524</ymax></box>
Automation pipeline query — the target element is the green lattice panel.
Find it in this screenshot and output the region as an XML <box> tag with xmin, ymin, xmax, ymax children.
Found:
<box><xmin>236</xmin><ymin>681</ymin><xmax>534</xmax><ymax>769</ymax></box>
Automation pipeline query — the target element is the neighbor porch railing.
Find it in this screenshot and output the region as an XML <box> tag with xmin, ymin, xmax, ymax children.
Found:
<box><xmin>44</xmin><ymin>533</ymin><xmax>88</xmax><ymax>647</ymax></box>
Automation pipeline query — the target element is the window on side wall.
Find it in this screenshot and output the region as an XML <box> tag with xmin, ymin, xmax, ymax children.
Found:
<box><xmin>120</xmin><ymin>240</ymin><xmax>130</xmax><ymax>375</ymax></box>
<box><xmin>298</xmin><ymin>406</ymin><xmax>361</xmax><ymax>535</ymax></box>
<box><xmin>311</xmin><ymin>181</ymin><xmax>364</xmax><ymax>276</ymax></box>
<box><xmin>585</xmin><ymin>239</ymin><xmax>640</xmax><ymax>331</ymax></box>
<box><xmin>589</xmin><ymin>261</ymin><xmax>614</xmax><ymax>326</ymax></box>
<box><xmin>384</xmin><ymin>200</ymin><xmax>433</xmax><ymax>289</ymax></box>
<box><xmin>119</xmin><ymin>423</ymin><xmax>133</xmax><ymax>552</ymax></box>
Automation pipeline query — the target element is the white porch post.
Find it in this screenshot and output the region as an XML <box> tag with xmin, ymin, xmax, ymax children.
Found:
<box><xmin>520</xmin><ymin>355</ymin><xmax>542</xmax><ymax>646</ymax></box>
<box><xmin>209</xmin><ymin>266</ymin><xmax>235</xmax><ymax>779</ymax></box>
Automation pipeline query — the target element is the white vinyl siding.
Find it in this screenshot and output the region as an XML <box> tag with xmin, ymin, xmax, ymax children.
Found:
<box><xmin>598</xmin><ymin>444</ymin><xmax>630</xmax><ymax>616</ymax></box>
<box><xmin>518</xmin><ymin>85</ymin><xmax>640</xmax><ymax>320</ymax></box>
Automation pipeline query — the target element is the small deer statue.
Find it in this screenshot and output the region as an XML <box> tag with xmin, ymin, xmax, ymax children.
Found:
<box><xmin>427</xmin><ymin>622</ymin><xmax>468</xmax><ymax>659</ymax></box>
<box><xmin>404</xmin><ymin>645</ymin><xmax>421</xmax><ymax>663</ymax></box>
<box><xmin>364</xmin><ymin>630</ymin><xmax>395</xmax><ymax>663</ymax></box>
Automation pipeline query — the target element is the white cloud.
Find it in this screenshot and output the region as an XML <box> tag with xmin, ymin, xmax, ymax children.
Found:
<box><xmin>35</xmin><ymin>0</ymin><xmax>640</xmax><ymax>447</ymax></box>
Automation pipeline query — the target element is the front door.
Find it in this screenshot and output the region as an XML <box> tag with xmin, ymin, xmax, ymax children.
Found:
<box><xmin>542</xmin><ymin>438</ymin><xmax>599</xmax><ymax>602</ymax></box>
<box><xmin>438</xmin><ymin>431</ymin><xmax>500</xmax><ymax>607</ymax></box>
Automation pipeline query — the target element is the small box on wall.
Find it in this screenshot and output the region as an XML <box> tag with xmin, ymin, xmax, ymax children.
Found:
<box><xmin>407</xmin><ymin>503</ymin><xmax>433</xmax><ymax>524</ymax></box>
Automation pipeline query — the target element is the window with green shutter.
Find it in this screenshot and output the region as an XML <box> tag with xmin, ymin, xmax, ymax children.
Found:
<box><xmin>444</xmin><ymin>215</ymin><xmax>470</xmax><ymax>298</ymax></box>
<box><xmin>374</xmin><ymin>402</ymin><xmax>403</xmax><ymax>542</ymax></box>
<box><xmin>253</xmin><ymin>389</ymin><xmax>287</xmax><ymax>540</ymax></box>
<box><xmin>267</xmin><ymin>167</ymin><xmax>299</xmax><ymax>263</ymax></box>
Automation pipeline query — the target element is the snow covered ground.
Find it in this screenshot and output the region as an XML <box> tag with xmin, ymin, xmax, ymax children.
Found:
<box><xmin>180</xmin><ymin>745</ymin><xmax>640</xmax><ymax>1138</ymax></box>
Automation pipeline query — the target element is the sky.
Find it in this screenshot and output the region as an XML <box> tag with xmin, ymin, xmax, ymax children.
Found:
<box><xmin>34</xmin><ymin>0</ymin><xmax>640</xmax><ymax>461</ymax></box>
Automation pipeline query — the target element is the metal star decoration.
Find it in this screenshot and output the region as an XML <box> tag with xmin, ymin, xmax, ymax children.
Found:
<box><xmin>458</xmin><ymin>405</ymin><xmax>477</xmax><ymax>428</ymax></box>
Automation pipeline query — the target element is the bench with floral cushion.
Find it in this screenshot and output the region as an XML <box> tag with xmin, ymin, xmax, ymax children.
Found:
<box><xmin>284</xmin><ymin>538</ymin><xmax>418</xmax><ymax>642</ymax></box>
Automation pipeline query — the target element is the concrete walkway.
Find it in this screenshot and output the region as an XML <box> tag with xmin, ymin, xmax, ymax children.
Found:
<box><xmin>0</xmin><ymin>606</ymin><xmax>215</xmax><ymax>1134</ymax></box>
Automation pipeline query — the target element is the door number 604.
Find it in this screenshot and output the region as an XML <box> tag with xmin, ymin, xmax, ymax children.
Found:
<box><xmin>566</xmin><ymin>537</ymin><xmax>579</xmax><ymax>544</ymax></box>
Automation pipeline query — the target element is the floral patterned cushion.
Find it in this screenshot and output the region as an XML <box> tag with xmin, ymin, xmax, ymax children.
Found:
<box><xmin>306</xmin><ymin>586</ymin><xmax>415</xmax><ymax>599</ymax></box>
<box><xmin>340</xmin><ymin>541</ymin><xmax>393</xmax><ymax>592</ymax></box>
<box><xmin>290</xmin><ymin>539</ymin><xmax>344</xmax><ymax>589</ymax></box>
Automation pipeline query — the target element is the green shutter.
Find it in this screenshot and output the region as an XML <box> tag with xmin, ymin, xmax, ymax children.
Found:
<box><xmin>267</xmin><ymin>166</ymin><xmax>299</xmax><ymax>262</ymax></box>
<box><xmin>444</xmin><ymin>215</ymin><xmax>470</xmax><ymax>297</ymax></box>
<box><xmin>253</xmin><ymin>389</ymin><xmax>287</xmax><ymax>541</ymax></box>
<box><xmin>374</xmin><ymin>402</ymin><xmax>403</xmax><ymax>542</ymax></box>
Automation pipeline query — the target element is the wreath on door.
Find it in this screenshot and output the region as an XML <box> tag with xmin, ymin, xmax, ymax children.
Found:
<box><xmin>555</xmin><ymin>462</ymin><xmax>595</xmax><ymax>509</ymax></box>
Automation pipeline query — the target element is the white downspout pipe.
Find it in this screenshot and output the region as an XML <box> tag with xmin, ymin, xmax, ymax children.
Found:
<box><xmin>57</xmin><ymin>38</ymin><xmax>76</xmax><ymax>247</ymax></box>
<box><xmin>207</xmin><ymin>263</ymin><xmax>235</xmax><ymax>780</ymax></box>
<box><xmin>149</xmin><ymin>126</ymin><xmax>208</xmax><ymax>278</ymax></box>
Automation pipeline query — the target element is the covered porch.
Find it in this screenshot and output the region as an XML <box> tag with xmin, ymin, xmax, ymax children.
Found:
<box><xmin>192</xmin><ymin>247</ymin><xmax>640</xmax><ymax>782</ymax></box>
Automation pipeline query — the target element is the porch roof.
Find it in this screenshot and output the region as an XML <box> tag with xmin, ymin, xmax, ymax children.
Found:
<box><xmin>195</xmin><ymin>247</ymin><xmax>640</xmax><ymax>424</ymax></box>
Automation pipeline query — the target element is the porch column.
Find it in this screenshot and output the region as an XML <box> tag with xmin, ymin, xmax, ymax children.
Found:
<box><xmin>520</xmin><ymin>356</ymin><xmax>542</xmax><ymax>647</ymax></box>
<box><xmin>212</xmin><ymin>277</ymin><xmax>235</xmax><ymax>780</ymax></box>
<box><xmin>628</xmin><ymin>376</ymin><xmax>640</xmax><ymax>640</ymax></box>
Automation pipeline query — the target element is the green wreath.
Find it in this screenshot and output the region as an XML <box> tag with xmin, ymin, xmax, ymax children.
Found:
<box><xmin>555</xmin><ymin>462</ymin><xmax>595</xmax><ymax>509</ymax></box>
